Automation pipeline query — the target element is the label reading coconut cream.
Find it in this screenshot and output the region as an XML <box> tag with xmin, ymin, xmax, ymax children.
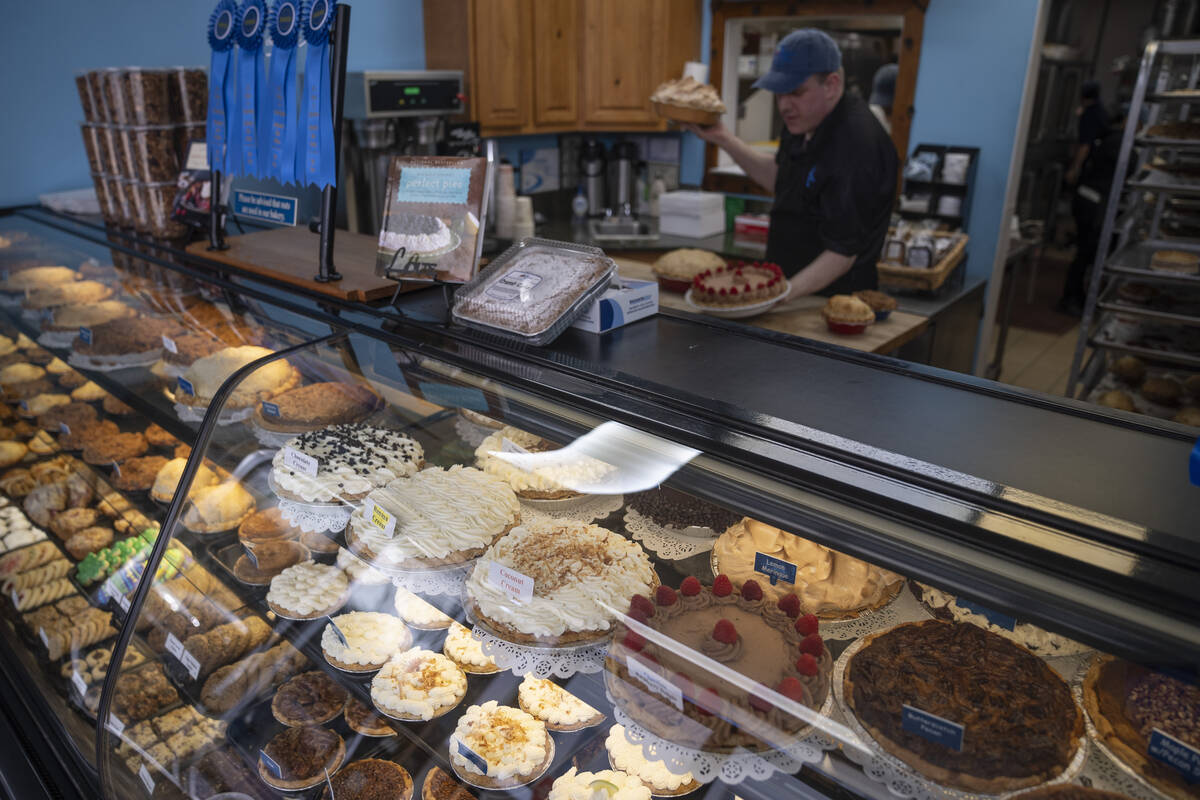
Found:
<box><xmin>487</xmin><ymin>562</ymin><xmax>534</xmax><ymax>604</ymax></box>
<box><xmin>282</xmin><ymin>446</ymin><xmax>319</xmax><ymax>477</ymax></box>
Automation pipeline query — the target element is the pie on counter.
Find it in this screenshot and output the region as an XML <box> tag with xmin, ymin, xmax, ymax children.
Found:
<box><xmin>448</xmin><ymin>701</ymin><xmax>552</xmax><ymax>789</ymax></box>
<box><xmin>394</xmin><ymin>586</ymin><xmax>454</xmax><ymax>630</ymax></box>
<box><xmin>109</xmin><ymin>455</ymin><xmax>169</xmax><ymax>492</ymax></box>
<box><xmin>688</xmin><ymin>261</ymin><xmax>788</xmax><ymax>308</ymax></box>
<box><xmin>266</xmin><ymin>561</ymin><xmax>350</xmax><ymax>619</ymax></box>
<box><xmin>258</xmin><ymin>725</ymin><xmax>346</xmax><ymax>791</ymax></box>
<box><xmin>606</xmin><ymin>724</ymin><xmax>699</xmax><ymax>796</ymax></box>
<box><xmin>822</xmin><ymin>294</ymin><xmax>876</xmax><ymax>333</ymax></box>
<box><xmin>844</xmin><ymin>620</ymin><xmax>1083</xmax><ymax>793</ymax></box>
<box><xmin>181</xmin><ymin>481</ymin><xmax>256</xmax><ymax>533</ymax></box>
<box><xmin>321</xmin><ymin>611</ymin><xmax>412</xmax><ymax>672</ymax></box>
<box><xmin>0</xmin><ymin>266</ymin><xmax>79</xmax><ymax>292</ymax></box>
<box><xmin>443</xmin><ymin>622</ymin><xmax>499</xmax><ymax>675</ymax></box>
<box><xmin>473</xmin><ymin>426</ymin><xmax>613</xmax><ymax>499</ymax></box>
<box><xmin>272</xmin><ymin>670</ymin><xmax>349</xmax><ymax>726</ymax></box>
<box><xmin>1084</xmin><ymin>655</ymin><xmax>1200</xmax><ymax>800</ymax></box>
<box><xmin>463</xmin><ymin>519</ymin><xmax>656</xmax><ymax>645</ymax></box>
<box><xmin>518</xmin><ymin>674</ymin><xmax>604</xmax><ymax>731</ymax></box>
<box><xmin>607</xmin><ymin>575</ymin><xmax>832</xmax><ymax>752</ymax></box>
<box><xmin>624</xmin><ymin>485</ymin><xmax>742</xmax><ymax>534</ymax></box>
<box><xmin>253</xmin><ymin>381</ymin><xmax>383</xmax><ymax>432</ymax></box>
<box><xmin>422</xmin><ymin>767</ymin><xmax>476</xmax><ymax>800</ymax></box>
<box><xmin>651</xmin><ymin>249</ymin><xmax>727</xmax><ymax>288</ymax></box>
<box><xmin>548</xmin><ymin>768</ymin><xmax>650</xmax><ymax>800</ymax></box>
<box><xmin>321</xmin><ymin>758</ymin><xmax>413</xmax><ymax>800</ymax></box>
<box><xmin>344</xmin><ymin>696</ymin><xmax>396</xmax><ymax>737</ymax></box>
<box><xmin>370</xmin><ymin>648</ymin><xmax>467</xmax><ymax>721</ymax></box>
<box><xmin>175</xmin><ymin>345</ymin><xmax>300</xmax><ymax>408</ymax></box>
<box><xmin>347</xmin><ymin>466</ymin><xmax>519</xmax><ymax>569</ymax></box>
<box><xmin>81</xmin><ymin>431</ymin><xmax>148</xmax><ymax>465</ymax></box>
<box><xmin>714</xmin><ymin>518</ymin><xmax>903</xmax><ymax>614</ymax></box>
<box><xmin>270</xmin><ymin>424</ymin><xmax>424</xmax><ymax>503</ymax></box>
<box><xmin>71</xmin><ymin>316</ymin><xmax>181</xmax><ymax>363</ymax></box>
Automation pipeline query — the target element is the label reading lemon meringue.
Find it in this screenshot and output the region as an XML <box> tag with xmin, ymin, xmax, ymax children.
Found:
<box><xmin>627</xmin><ymin>654</ymin><xmax>682</xmax><ymax>710</ymax></box>
<box><xmin>282</xmin><ymin>446</ymin><xmax>319</xmax><ymax>477</ymax></box>
<box><xmin>487</xmin><ymin>562</ymin><xmax>534</xmax><ymax>604</ymax></box>
<box><xmin>754</xmin><ymin>552</ymin><xmax>797</xmax><ymax>586</ymax></box>
<box><xmin>367</xmin><ymin>499</ymin><xmax>396</xmax><ymax>536</ymax></box>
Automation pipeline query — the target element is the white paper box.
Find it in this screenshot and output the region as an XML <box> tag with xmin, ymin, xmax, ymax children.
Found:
<box><xmin>572</xmin><ymin>279</ymin><xmax>659</xmax><ymax>333</ymax></box>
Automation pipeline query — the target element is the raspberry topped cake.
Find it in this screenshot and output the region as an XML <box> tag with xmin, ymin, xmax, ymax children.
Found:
<box><xmin>689</xmin><ymin>261</ymin><xmax>787</xmax><ymax>307</ymax></box>
<box><xmin>606</xmin><ymin>574</ymin><xmax>832</xmax><ymax>752</ymax></box>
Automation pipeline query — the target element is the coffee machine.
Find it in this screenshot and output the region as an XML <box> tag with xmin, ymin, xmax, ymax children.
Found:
<box><xmin>341</xmin><ymin>70</ymin><xmax>464</xmax><ymax>235</ymax></box>
<box><xmin>579</xmin><ymin>138</ymin><xmax>607</xmax><ymax>217</ymax></box>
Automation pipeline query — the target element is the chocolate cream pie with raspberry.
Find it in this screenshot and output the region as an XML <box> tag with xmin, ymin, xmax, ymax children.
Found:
<box><xmin>689</xmin><ymin>261</ymin><xmax>788</xmax><ymax>308</ymax></box>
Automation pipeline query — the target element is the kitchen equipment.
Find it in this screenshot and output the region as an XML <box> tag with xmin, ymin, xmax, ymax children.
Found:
<box><xmin>580</xmin><ymin>138</ymin><xmax>607</xmax><ymax>217</ymax></box>
<box><xmin>612</xmin><ymin>141</ymin><xmax>639</xmax><ymax>218</ymax></box>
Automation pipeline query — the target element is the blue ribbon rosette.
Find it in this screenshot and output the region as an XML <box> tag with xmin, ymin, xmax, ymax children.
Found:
<box><xmin>206</xmin><ymin>0</ymin><xmax>239</xmax><ymax>175</ymax></box>
<box><xmin>233</xmin><ymin>0</ymin><xmax>268</xmax><ymax>178</ymax></box>
<box><xmin>266</xmin><ymin>0</ymin><xmax>303</xmax><ymax>184</ymax></box>
<box><xmin>299</xmin><ymin>0</ymin><xmax>337</xmax><ymax>188</ymax></box>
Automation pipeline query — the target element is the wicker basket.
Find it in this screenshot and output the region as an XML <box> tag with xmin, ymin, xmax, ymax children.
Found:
<box><xmin>652</xmin><ymin>101</ymin><xmax>721</xmax><ymax>126</ymax></box>
<box><xmin>877</xmin><ymin>231</ymin><xmax>968</xmax><ymax>291</ymax></box>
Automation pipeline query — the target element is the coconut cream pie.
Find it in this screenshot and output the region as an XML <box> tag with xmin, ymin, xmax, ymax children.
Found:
<box><xmin>346</xmin><ymin>466</ymin><xmax>519</xmax><ymax>569</ymax></box>
<box><xmin>270</xmin><ymin>424</ymin><xmax>424</xmax><ymax>503</ymax></box>
<box><xmin>321</xmin><ymin>611</ymin><xmax>412</xmax><ymax>672</ymax></box>
<box><xmin>176</xmin><ymin>345</ymin><xmax>300</xmax><ymax>408</ymax></box>
<box><xmin>463</xmin><ymin>519</ymin><xmax>656</xmax><ymax>645</ymax></box>
<box><xmin>606</xmin><ymin>725</ymin><xmax>698</xmax><ymax>795</ymax></box>
<box><xmin>443</xmin><ymin>622</ymin><xmax>499</xmax><ymax>674</ymax></box>
<box><xmin>393</xmin><ymin>586</ymin><xmax>453</xmax><ymax>630</ymax></box>
<box><xmin>267</xmin><ymin>561</ymin><xmax>350</xmax><ymax>619</ymax></box>
<box><xmin>448</xmin><ymin>701</ymin><xmax>552</xmax><ymax>788</ymax></box>
<box><xmin>548</xmin><ymin>768</ymin><xmax>649</xmax><ymax>800</ymax></box>
<box><xmin>370</xmin><ymin>648</ymin><xmax>467</xmax><ymax>721</ymax></box>
<box><xmin>518</xmin><ymin>675</ymin><xmax>604</xmax><ymax>731</ymax></box>
<box><xmin>474</xmin><ymin>426</ymin><xmax>614</xmax><ymax>499</ymax></box>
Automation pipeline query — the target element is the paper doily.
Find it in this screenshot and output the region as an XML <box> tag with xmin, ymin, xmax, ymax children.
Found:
<box><xmin>173</xmin><ymin>402</ymin><xmax>254</xmax><ymax>426</ymax></box>
<box><xmin>519</xmin><ymin>494</ymin><xmax>624</xmax><ymax>524</ymax></box>
<box><xmin>832</xmin><ymin>639</ymin><xmax>1090</xmax><ymax>800</ymax></box>
<box><xmin>277</xmin><ymin>498</ymin><xmax>351</xmax><ymax>534</ymax></box>
<box><xmin>610</xmin><ymin>696</ymin><xmax>836</xmax><ymax>785</ymax></box>
<box><xmin>454</xmin><ymin>416</ymin><xmax>493</xmax><ymax>449</ymax></box>
<box><xmin>389</xmin><ymin>566</ymin><xmax>471</xmax><ymax>597</ymax></box>
<box><xmin>471</xmin><ymin>626</ymin><xmax>607</xmax><ymax>678</ymax></box>
<box><xmin>623</xmin><ymin>508</ymin><xmax>718</xmax><ymax>560</ymax></box>
<box><xmin>250</xmin><ymin>422</ymin><xmax>299</xmax><ymax>450</ymax></box>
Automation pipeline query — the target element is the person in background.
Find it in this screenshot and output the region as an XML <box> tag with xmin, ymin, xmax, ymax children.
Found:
<box><xmin>1059</xmin><ymin>80</ymin><xmax>1112</xmax><ymax>316</ymax></box>
<box><xmin>685</xmin><ymin>29</ymin><xmax>898</xmax><ymax>298</ymax></box>
<box><xmin>868</xmin><ymin>63</ymin><xmax>898</xmax><ymax>135</ymax></box>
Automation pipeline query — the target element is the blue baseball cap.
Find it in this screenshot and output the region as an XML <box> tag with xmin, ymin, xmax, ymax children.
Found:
<box><xmin>752</xmin><ymin>29</ymin><xmax>842</xmax><ymax>94</ymax></box>
<box><xmin>870</xmin><ymin>63</ymin><xmax>898</xmax><ymax>107</ymax></box>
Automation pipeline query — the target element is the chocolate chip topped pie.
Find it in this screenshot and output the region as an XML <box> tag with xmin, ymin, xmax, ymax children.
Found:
<box><xmin>271</xmin><ymin>424</ymin><xmax>424</xmax><ymax>503</ymax></box>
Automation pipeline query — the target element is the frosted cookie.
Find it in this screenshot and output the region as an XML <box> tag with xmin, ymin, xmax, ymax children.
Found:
<box><xmin>321</xmin><ymin>611</ymin><xmax>412</xmax><ymax>672</ymax></box>
<box><xmin>270</xmin><ymin>424</ymin><xmax>423</xmax><ymax>503</ymax></box>
<box><xmin>392</xmin><ymin>586</ymin><xmax>453</xmax><ymax>630</ymax></box>
<box><xmin>448</xmin><ymin>701</ymin><xmax>552</xmax><ymax>789</ymax></box>
<box><xmin>370</xmin><ymin>648</ymin><xmax>467</xmax><ymax>721</ymax></box>
<box><xmin>267</xmin><ymin>561</ymin><xmax>350</xmax><ymax>619</ymax></box>
<box><xmin>443</xmin><ymin>622</ymin><xmax>498</xmax><ymax>675</ymax></box>
<box><xmin>518</xmin><ymin>675</ymin><xmax>604</xmax><ymax>732</ymax></box>
<box><xmin>605</xmin><ymin>724</ymin><xmax>698</xmax><ymax>795</ymax></box>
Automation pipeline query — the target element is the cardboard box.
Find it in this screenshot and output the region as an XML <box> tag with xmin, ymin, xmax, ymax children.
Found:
<box><xmin>572</xmin><ymin>279</ymin><xmax>659</xmax><ymax>333</ymax></box>
<box><xmin>734</xmin><ymin>212</ymin><xmax>770</xmax><ymax>239</ymax></box>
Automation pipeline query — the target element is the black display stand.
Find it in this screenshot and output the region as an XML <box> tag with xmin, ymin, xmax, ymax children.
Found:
<box><xmin>899</xmin><ymin>143</ymin><xmax>980</xmax><ymax>230</ymax></box>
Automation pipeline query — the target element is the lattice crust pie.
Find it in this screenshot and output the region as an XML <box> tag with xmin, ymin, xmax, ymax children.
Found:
<box><xmin>652</xmin><ymin>248</ymin><xmax>727</xmax><ymax>281</ymax></box>
<box><xmin>518</xmin><ymin>674</ymin><xmax>604</xmax><ymax>732</ymax></box>
<box><xmin>845</xmin><ymin>620</ymin><xmax>1083</xmax><ymax>793</ymax></box>
<box><xmin>370</xmin><ymin>648</ymin><xmax>467</xmax><ymax>721</ymax></box>
<box><xmin>474</xmin><ymin>426</ymin><xmax>614</xmax><ymax>500</ymax></box>
<box><xmin>448</xmin><ymin>701</ymin><xmax>552</xmax><ymax>788</ymax></box>
<box><xmin>176</xmin><ymin>345</ymin><xmax>300</xmax><ymax>408</ymax></box>
<box><xmin>253</xmin><ymin>381</ymin><xmax>383</xmax><ymax>432</ymax></box>
<box><xmin>463</xmin><ymin>519</ymin><xmax>656</xmax><ymax>645</ymax></box>
<box><xmin>271</xmin><ymin>424</ymin><xmax>424</xmax><ymax>503</ymax></box>
<box><xmin>347</xmin><ymin>465</ymin><xmax>519</xmax><ymax>569</ymax></box>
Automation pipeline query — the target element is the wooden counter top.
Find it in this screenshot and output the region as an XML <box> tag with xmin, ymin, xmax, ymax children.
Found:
<box><xmin>613</xmin><ymin>257</ymin><xmax>928</xmax><ymax>355</ymax></box>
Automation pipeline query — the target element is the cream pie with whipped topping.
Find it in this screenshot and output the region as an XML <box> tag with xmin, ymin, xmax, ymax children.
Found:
<box><xmin>473</xmin><ymin>426</ymin><xmax>613</xmax><ymax>500</ymax></box>
<box><xmin>548</xmin><ymin>768</ymin><xmax>650</xmax><ymax>800</ymax></box>
<box><xmin>321</xmin><ymin>611</ymin><xmax>412</xmax><ymax>672</ymax></box>
<box><xmin>463</xmin><ymin>519</ymin><xmax>656</xmax><ymax>645</ymax></box>
<box><xmin>448</xmin><ymin>701</ymin><xmax>552</xmax><ymax>789</ymax></box>
<box><xmin>442</xmin><ymin>622</ymin><xmax>499</xmax><ymax>675</ymax></box>
<box><xmin>393</xmin><ymin>586</ymin><xmax>453</xmax><ymax>630</ymax></box>
<box><xmin>606</xmin><ymin>724</ymin><xmax>699</xmax><ymax>796</ymax></box>
<box><xmin>271</xmin><ymin>424</ymin><xmax>424</xmax><ymax>503</ymax></box>
<box><xmin>518</xmin><ymin>674</ymin><xmax>604</xmax><ymax>731</ymax></box>
<box><xmin>267</xmin><ymin>561</ymin><xmax>350</xmax><ymax>619</ymax></box>
<box><xmin>347</xmin><ymin>466</ymin><xmax>519</xmax><ymax>569</ymax></box>
<box><xmin>370</xmin><ymin>648</ymin><xmax>467</xmax><ymax>721</ymax></box>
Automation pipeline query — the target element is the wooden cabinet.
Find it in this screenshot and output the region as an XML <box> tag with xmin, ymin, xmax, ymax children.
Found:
<box><xmin>425</xmin><ymin>0</ymin><xmax>699</xmax><ymax>135</ymax></box>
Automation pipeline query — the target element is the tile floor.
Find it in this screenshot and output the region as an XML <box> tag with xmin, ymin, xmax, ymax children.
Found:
<box><xmin>994</xmin><ymin>323</ymin><xmax>1081</xmax><ymax>397</ymax></box>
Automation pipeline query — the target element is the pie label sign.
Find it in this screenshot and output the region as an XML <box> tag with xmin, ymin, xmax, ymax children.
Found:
<box><xmin>902</xmin><ymin>704</ymin><xmax>964</xmax><ymax>751</ymax></box>
<box><xmin>754</xmin><ymin>552</ymin><xmax>797</xmax><ymax>586</ymax></box>
<box><xmin>181</xmin><ymin>648</ymin><xmax>201</xmax><ymax>680</ymax></box>
<box><xmin>138</xmin><ymin>764</ymin><xmax>154</xmax><ymax>792</ymax></box>
<box><xmin>161</xmin><ymin>335</ymin><xmax>178</xmax><ymax>354</ymax></box>
<box><xmin>59</xmin><ymin>422</ymin><xmax>70</xmax><ymax>436</ymax></box>
<box><xmin>366</xmin><ymin>499</ymin><xmax>396</xmax><ymax>537</ymax></box>
<box><xmin>627</xmin><ymin>653</ymin><xmax>683</xmax><ymax>710</ymax></box>
<box><xmin>326</xmin><ymin>616</ymin><xmax>349</xmax><ymax>646</ymax></box>
<box><xmin>261</xmin><ymin>401</ymin><xmax>280</xmax><ymax>418</ymax></box>
<box><xmin>106</xmin><ymin>715</ymin><xmax>125</xmax><ymax>737</ymax></box>
<box><xmin>487</xmin><ymin>562</ymin><xmax>534</xmax><ymax>604</ymax></box>
<box><xmin>1148</xmin><ymin>728</ymin><xmax>1200</xmax><ymax>783</ymax></box>
<box><xmin>177</xmin><ymin>377</ymin><xmax>195</xmax><ymax>396</ymax></box>
<box><xmin>79</xmin><ymin>327</ymin><xmax>93</xmax><ymax>345</ymax></box>
<box><xmin>261</xmin><ymin>750</ymin><xmax>284</xmax><ymax>779</ymax></box>
<box><xmin>456</xmin><ymin>738</ymin><xmax>488</xmax><ymax>773</ymax></box>
<box><xmin>282</xmin><ymin>446</ymin><xmax>319</xmax><ymax>477</ymax></box>
<box><xmin>955</xmin><ymin>599</ymin><xmax>1016</xmax><ymax>631</ymax></box>
<box><xmin>164</xmin><ymin>632</ymin><xmax>185</xmax><ymax>660</ymax></box>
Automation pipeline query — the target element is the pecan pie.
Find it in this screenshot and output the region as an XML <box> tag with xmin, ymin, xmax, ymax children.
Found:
<box><xmin>258</xmin><ymin>725</ymin><xmax>346</xmax><ymax>791</ymax></box>
<box><xmin>321</xmin><ymin>758</ymin><xmax>412</xmax><ymax>800</ymax></box>
<box><xmin>271</xmin><ymin>670</ymin><xmax>348</xmax><ymax>726</ymax></box>
<box><xmin>253</xmin><ymin>381</ymin><xmax>383</xmax><ymax>432</ymax></box>
<box><xmin>343</xmin><ymin>696</ymin><xmax>395</xmax><ymax>738</ymax></box>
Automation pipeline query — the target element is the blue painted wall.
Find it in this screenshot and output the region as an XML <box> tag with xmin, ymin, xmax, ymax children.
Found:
<box><xmin>0</xmin><ymin>0</ymin><xmax>425</xmax><ymax>207</ymax></box>
<box><xmin>907</xmin><ymin>0</ymin><xmax>1040</xmax><ymax>280</ymax></box>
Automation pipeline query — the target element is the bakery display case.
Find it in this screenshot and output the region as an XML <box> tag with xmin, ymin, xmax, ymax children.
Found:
<box><xmin>0</xmin><ymin>207</ymin><xmax>1196</xmax><ymax>800</ymax></box>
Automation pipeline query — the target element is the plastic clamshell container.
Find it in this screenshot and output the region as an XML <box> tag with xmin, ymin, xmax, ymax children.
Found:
<box><xmin>452</xmin><ymin>237</ymin><xmax>617</xmax><ymax>346</ymax></box>
<box><xmin>79</xmin><ymin>123</ymin><xmax>104</xmax><ymax>174</ymax></box>
<box><xmin>96</xmin><ymin>124</ymin><xmax>122</xmax><ymax>176</ymax></box>
<box><xmin>122</xmin><ymin>67</ymin><xmax>174</xmax><ymax>125</ymax></box>
<box><xmin>172</xmin><ymin>67</ymin><xmax>208</xmax><ymax>124</ymax></box>
<box><xmin>128</xmin><ymin>124</ymin><xmax>180</xmax><ymax>182</ymax></box>
<box><xmin>138</xmin><ymin>181</ymin><xmax>188</xmax><ymax>239</ymax></box>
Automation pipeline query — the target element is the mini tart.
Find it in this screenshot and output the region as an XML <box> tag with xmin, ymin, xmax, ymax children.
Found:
<box><xmin>272</xmin><ymin>670</ymin><xmax>349</xmax><ymax>727</ymax></box>
<box><xmin>443</xmin><ymin>622</ymin><xmax>499</xmax><ymax>675</ymax></box>
<box><xmin>474</xmin><ymin>426</ymin><xmax>614</xmax><ymax>500</ymax></box>
<box><xmin>853</xmin><ymin>289</ymin><xmax>897</xmax><ymax>313</ymax></box>
<box><xmin>822</xmin><ymin>294</ymin><xmax>876</xmax><ymax>325</ymax></box>
<box><xmin>606</xmin><ymin>724</ymin><xmax>699</xmax><ymax>796</ymax></box>
<box><xmin>238</xmin><ymin>506</ymin><xmax>302</xmax><ymax>546</ymax></box>
<box><xmin>518</xmin><ymin>674</ymin><xmax>605</xmax><ymax>732</ymax></box>
<box><xmin>267</xmin><ymin>561</ymin><xmax>351</xmax><ymax>619</ymax></box>
<box><xmin>844</xmin><ymin>620</ymin><xmax>1083</xmax><ymax>794</ymax></box>
<box><xmin>321</xmin><ymin>611</ymin><xmax>413</xmax><ymax>672</ymax></box>
<box><xmin>371</xmin><ymin>648</ymin><xmax>468</xmax><ymax>721</ymax></box>
<box><xmin>689</xmin><ymin>261</ymin><xmax>787</xmax><ymax>307</ymax></box>
<box><xmin>393</xmin><ymin>586</ymin><xmax>454</xmax><ymax>630</ymax></box>
<box><xmin>422</xmin><ymin>767</ymin><xmax>476</xmax><ymax>800</ymax></box>
<box><xmin>175</xmin><ymin>345</ymin><xmax>301</xmax><ymax>409</ymax></box>
<box><xmin>109</xmin><ymin>455</ymin><xmax>170</xmax><ymax>492</ymax></box>
<box><xmin>234</xmin><ymin>541</ymin><xmax>309</xmax><ymax>585</ymax></box>
<box><xmin>448</xmin><ymin>701</ymin><xmax>552</xmax><ymax>789</ymax></box>
<box><xmin>270</xmin><ymin>424</ymin><xmax>425</xmax><ymax>503</ymax></box>
<box><xmin>321</xmin><ymin>758</ymin><xmax>413</xmax><ymax>800</ymax></box>
<box><xmin>258</xmin><ymin>725</ymin><xmax>347</xmax><ymax>791</ymax></box>
<box><xmin>344</xmin><ymin>696</ymin><xmax>396</xmax><ymax>737</ymax></box>
<box><xmin>253</xmin><ymin>381</ymin><xmax>383</xmax><ymax>432</ymax></box>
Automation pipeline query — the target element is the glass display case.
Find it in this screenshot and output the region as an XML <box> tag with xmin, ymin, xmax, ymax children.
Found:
<box><xmin>0</xmin><ymin>207</ymin><xmax>1196</xmax><ymax>800</ymax></box>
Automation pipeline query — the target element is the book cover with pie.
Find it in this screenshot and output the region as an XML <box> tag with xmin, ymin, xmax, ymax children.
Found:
<box><xmin>376</xmin><ymin>156</ymin><xmax>490</xmax><ymax>284</ymax></box>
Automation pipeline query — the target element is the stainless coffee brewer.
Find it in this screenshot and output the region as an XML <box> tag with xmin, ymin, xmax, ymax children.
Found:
<box><xmin>612</xmin><ymin>140</ymin><xmax>639</xmax><ymax>217</ymax></box>
<box><xmin>579</xmin><ymin>138</ymin><xmax>607</xmax><ymax>217</ymax></box>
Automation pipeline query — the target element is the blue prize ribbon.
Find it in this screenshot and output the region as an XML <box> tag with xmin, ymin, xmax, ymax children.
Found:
<box><xmin>206</xmin><ymin>0</ymin><xmax>240</xmax><ymax>175</ymax></box>
<box><xmin>266</xmin><ymin>1</ymin><xmax>302</xmax><ymax>184</ymax></box>
<box><xmin>235</xmin><ymin>0</ymin><xmax>268</xmax><ymax>178</ymax></box>
<box><xmin>300</xmin><ymin>0</ymin><xmax>337</xmax><ymax>188</ymax></box>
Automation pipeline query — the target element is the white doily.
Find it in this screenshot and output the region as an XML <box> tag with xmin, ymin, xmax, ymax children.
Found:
<box><xmin>471</xmin><ymin>626</ymin><xmax>607</xmax><ymax>678</ymax></box>
<box><xmin>278</xmin><ymin>498</ymin><xmax>351</xmax><ymax>534</ymax></box>
<box><xmin>454</xmin><ymin>416</ymin><xmax>492</xmax><ymax>449</ymax></box>
<box><xmin>610</xmin><ymin>697</ymin><xmax>835</xmax><ymax>785</ymax></box>
<box><xmin>832</xmin><ymin>639</ymin><xmax>1090</xmax><ymax>800</ymax></box>
<box><xmin>519</xmin><ymin>494</ymin><xmax>624</xmax><ymax>524</ymax></box>
<box><xmin>623</xmin><ymin>508</ymin><xmax>718</xmax><ymax>560</ymax></box>
<box><xmin>68</xmin><ymin>350</ymin><xmax>160</xmax><ymax>372</ymax></box>
<box><xmin>389</xmin><ymin>566</ymin><xmax>471</xmax><ymax>597</ymax></box>
<box><xmin>250</xmin><ymin>422</ymin><xmax>299</xmax><ymax>450</ymax></box>
<box><xmin>173</xmin><ymin>402</ymin><xmax>254</xmax><ymax>426</ymax></box>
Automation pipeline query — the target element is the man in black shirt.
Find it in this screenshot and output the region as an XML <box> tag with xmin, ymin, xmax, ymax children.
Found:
<box><xmin>686</xmin><ymin>29</ymin><xmax>898</xmax><ymax>297</ymax></box>
<box><xmin>1058</xmin><ymin>80</ymin><xmax>1111</xmax><ymax>315</ymax></box>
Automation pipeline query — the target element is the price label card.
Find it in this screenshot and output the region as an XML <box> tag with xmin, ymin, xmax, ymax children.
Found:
<box><xmin>106</xmin><ymin>715</ymin><xmax>125</xmax><ymax>737</ymax></box>
<box><xmin>111</xmin><ymin>460</ymin><xmax>121</xmax><ymax>477</ymax></box>
<box><xmin>10</xmin><ymin>588</ymin><xmax>20</xmax><ymax>608</ymax></box>
<box><xmin>955</xmin><ymin>599</ymin><xmax>1016</xmax><ymax>631</ymax></box>
<box><xmin>138</xmin><ymin>764</ymin><xmax>154</xmax><ymax>792</ymax></box>
<box><xmin>71</xmin><ymin>671</ymin><xmax>88</xmax><ymax>696</ymax></box>
<box><xmin>487</xmin><ymin>562</ymin><xmax>534</xmax><ymax>604</ymax></box>
<box><xmin>18</xmin><ymin>401</ymin><xmax>27</xmax><ymax>413</ymax></box>
<box><xmin>500</xmin><ymin>437</ymin><xmax>530</xmax><ymax>455</ymax></box>
<box><xmin>79</xmin><ymin>327</ymin><xmax>93</xmax><ymax>345</ymax></box>
<box><xmin>326</xmin><ymin>616</ymin><xmax>348</xmax><ymax>646</ymax></box>
<box><xmin>456</xmin><ymin>739</ymin><xmax>489</xmax><ymax>774</ymax></box>
<box><xmin>261</xmin><ymin>750</ymin><xmax>283</xmax><ymax>779</ymax></box>
<box><xmin>261</xmin><ymin>401</ymin><xmax>280</xmax><ymax>418</ymax></box>
<box><xmin>38</xmin><ymin>627</ymin><xmax>49</xmax><ymax>648</ymax></box>
<box><xmin>177</xmin><ymin>377</ymin><xmax>195</xmax><ymax>396</ymax></box>
<box><xmin>161</xmin><ymin>335</ymin><xmax>178</xmax><ymax>354</ymax></box>
<box><xmin>1149</xmin><ymin>728</ymin><xmax>1200</xmax><ymax>783</ymax></box>
<box><xmin>902</xmin><ymin>704</ymin><xmax>964</xmax><ymax>751</ymax></box>
<box><xmin>164</xmin><ymin>632</ymin><xmax>184</xmax><ymax>660</ymax></box>
<box><xmin>754</xmin><ymin>552</ymin><xmax>797</xmax><ymax>586</ymax></box>
<box><xmin>282</xmin><ymin>446</ymin><xmax>319</xmax><ymax>477</ymax></box>
<box><xmin>58</xmin><ymin>422</ymin><xmax>70</xmax><ymax>436</ymax></box>
<box><xmin>117</xmin><ymin>593</ymin><xmax>131</xmax><ymax>613</ymax></box>
<box><xmin>181</xmin><ymin>649</ymin><xmax>201</xmax><ymax>681</ymax></box>
<box><xmin>627</xmin><ymin>654</ymin><xmax>683</xmax><ymax>710</ymax></box>
<box><xmin>366</xmin><ymin>499</ymin><xmax>396</xmax><ymax>537</ymax></box>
